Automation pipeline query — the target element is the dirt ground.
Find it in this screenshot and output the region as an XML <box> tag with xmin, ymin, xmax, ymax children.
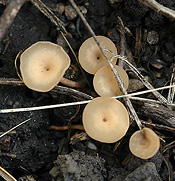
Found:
<box><xmin>0</xmin><ymin>0</ymin><xmax>175</xmax><ymax>180</ymax></box>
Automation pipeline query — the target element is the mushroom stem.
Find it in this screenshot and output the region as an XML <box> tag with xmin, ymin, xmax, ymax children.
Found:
<box><xmin>48</xmin><ymin>125</ymin><xmax>84</xmax><ymax>130</ymax></box>
<box><xmin>60</xmin><ymin>77</ymin><xmax>83</xmax><ymax>88</ymax></box>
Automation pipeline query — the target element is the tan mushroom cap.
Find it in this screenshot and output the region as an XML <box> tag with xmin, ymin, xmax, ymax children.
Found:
<box><xmin>83</xmin><ymin>97</ymin><xmax>129</xmax><ymax>143</ymax></box>
<box><xmin>93</xmin><ymin>65</ymin><xmax>129</xmax><ymax>97</ymax></box>
<box><xmin>129</xmin><ymin>127</ymin><xmax>160</xmax><ymax>159</ymax></box>
<box><xmin>78</xmin><ymin>36</ymin><xmax>117</xmax><ymax>74</ymax></box>
<box><xmin>20</xmin><ymin>41</ymin><xmax>70</xmax><ymax>92</ymax></box>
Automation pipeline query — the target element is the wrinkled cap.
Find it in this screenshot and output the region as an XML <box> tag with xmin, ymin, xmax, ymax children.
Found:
<box><xmin>129</xmin><ymin>127</ymin><xmax>160</xmax><ymax>159</ymax></box>
<box><xmin>93</xmin><ymin>65</ymin><xmax>129</xmax><ymax>97</ymax></box>
<box><xmin>20</xmin><ymin>41</ymin><xmax>70</xmax><ymax>92</ymax></box>
<box><xmin>83</xmin><ymin>97</ymin><xmax>129</xmax><ymax>143</ymax></box>
<box><xmin>78</xmin><ymin>36</ymin><xmax>117</xmax><ymax>74</ymax></box>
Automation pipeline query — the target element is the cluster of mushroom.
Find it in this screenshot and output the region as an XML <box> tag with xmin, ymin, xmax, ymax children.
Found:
<box><xmin>79</xmin><ymin>36</ymin><xmax>130</xmax><ymax>142</ymax></box>
<box><xmin>79</xmin><ymin>36</ymin><xmax>160</xmax><ymax>159</ymax></box>
<box><xmin>19</xmin><ymin>37</ymin><xmax>160</xmax><ymax>159</ymax></box>
<box><xmin>79</xmin><ymin>36</ymin><xmax>129</xmax><ymax>97</ymax></box>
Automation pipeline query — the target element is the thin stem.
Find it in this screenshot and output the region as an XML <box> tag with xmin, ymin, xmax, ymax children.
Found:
<box><xmin>60</xmin><ymin>77</ymin><xmax>83</xmax><ymax>88</ymax></box>
<box><xmin>0</xmin><ymin>118</ymin><xmax>31</xmax><ymax>138</ymax></box>
<box><xmin>48</xmin><ymin>125</ymin><xmax>84</xmax><ymax>130</ymax></box>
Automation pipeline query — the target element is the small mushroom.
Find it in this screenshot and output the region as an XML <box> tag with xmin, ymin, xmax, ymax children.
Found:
<box><xmin>78</xmin><ymin>36</ymin><xmax>117</xmax><ymax>74</ymax></box>
<box><xmin>129</xmin><ymin>127</ymin><xmax>160</xmax><ymax>159</ymax></box>
<box><xmin>82</xmin><ymin>97</ymin><xmax>129</xmax><ymax>143</ymax></box>
<box><xmin>20</xmin><ymin>41</ymin><xmax>71</xmax><ymax>92</ymax></box>
<box><xmin>93</xmin><ymin>65</ymin><xmax>129</xmax><ymax>97</ymax></box>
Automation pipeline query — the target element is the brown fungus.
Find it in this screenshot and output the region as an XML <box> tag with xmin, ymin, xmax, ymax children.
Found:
<box><xmin>93</xmin><ymin>65</ymin><xmax>129</xmax><ymax>97</ymax></box>
<box><xmin>78</xmin><ymin>36</ymin><xmax>117</xmax><ymax>74</ymax></box>
<box><xmin>129</xmin><ymin>127</ymin><xmax>160</xmax><ymax>159</ymax></box>
<box><xmin>82</xmin><ymin>97</ymin><xmax>129</xmax><ymax>143</ymax></box>
<box><xmin>20</xmin><ymin>41</ymin><xmax>70</xmax><ymax>92</ymax></box>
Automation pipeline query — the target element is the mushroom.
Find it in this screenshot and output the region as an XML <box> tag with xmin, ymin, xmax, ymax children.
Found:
<box><xmin>78</xmin><ymin>36</ymin><xmax>117</xmax><ymax>74</ymax></box>
<box><xmin>129</xmin><ymin>127</ymin><xmax>160</xmax><ymax>159</ymax></box>
<box><xmin>82</xmin><ymin>97</ymin><xmax>129</xmax><ymax>143</ymax></box>
<box><xmin>93</xmin><ymin>65</ymin><xmax>129</xmax><ymax>97</ymax></box>
<box><xmin>20</xmin><ymin>41</ymin><xmax>71</xmax><ymax>92</ymax></box>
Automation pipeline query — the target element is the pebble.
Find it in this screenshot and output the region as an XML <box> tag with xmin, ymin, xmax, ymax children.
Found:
<box><xmin>128</xmin><ymin>76</ymin><xmax>151</xmax><ymax>92</ymax></box>
<box><xmin>147</xmin><ymin>31</ymin><xmax>159</xmax><ymax>45</ymax></box>
<box><xmin>49</xmin><ymin>150</ymin><xmax>107</xmax><ymax>180</ymax></box>
<box><xmin>150</xmin><ymin>56</ymin><xmax>165</xmax><ymax>69</ymax></box>
<box><xmin>128</xmin><ymin>79</ymin><xmax>145</xmax><ymax>92</ymax></box>
<box><xmin>79</xmin><ymin>6</ymin><xmax>87</xmax><ymax>15</ymax></box>
<box><xmin>56</xmin><ymin>3</ymin><xmax>65</xmax><ymax>14</ymax></box>
<box><xmin>87</xmin><ymin>142</ymin><xmax>97</xmax><ymax>150</ymax></box>
<box><xmin>124</xmin><ymin>162</ymin><xmax>162</xmax><ymax>181</ymax></box>
<box><xmin>65</xmin><ymin>4</ymin><xmax>77</xmax><ymax>20</ymax></box>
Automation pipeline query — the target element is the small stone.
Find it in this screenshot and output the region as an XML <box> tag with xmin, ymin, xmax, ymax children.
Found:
<box><xmin>124</xmin><ymin>162</ymin><xmax>162</xmax><ymax>181</ymax></box>
<box><xmin>147</xmin><ymin>31</ymin><xmax>159</xmax><ymax>45</ymax></box>
<box><xmin>128</xmin><ymin>79</ymin><xmax>145</xmax><ymax>92</ymax></box>
<box><xmin>150</xmin><ymin>57</ymin><xmax>165</xmax><ymax>69</ymax></box>
<box><xmin>49</xmin><ymin>150</ymin><xmax>107</xmax><ymax>180</ymax></box>
<box><xmin>128</xmin><ymin>76</ymin><xmax>151</xmax><ymax>92</ymax></box>
<box><xmin>56</xmin><ymin>3</ymin><xmax>65</xmax><ymax>14</ymax></box>
<box><xmin>87</xmin><ymin>142</ymin><xmax>97</xmax><ymax>150</ymax></box>
<box><xmin>65</xmin><ymin>4</ymin><xmax>77</xmax><ymax>20</ymax></box>
<box><xmin>79</xmin><ymin>6</ymin><xmax>87</xmax><ymax>15</ymax></box>
<box><xmin>155</xmin><ymin>72</ymin><xmax>162</xmax><ymax>78</ymax></box>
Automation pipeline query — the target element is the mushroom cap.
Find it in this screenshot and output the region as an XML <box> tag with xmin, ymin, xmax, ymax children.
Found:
<box><xmin>83</xmin><ymin>97</ymin><xmax>129</xmax><ymax>143</ymax></box>
<box><xmin>20</xmin><ymin>41</ymin><xmax>70</xmax><ymax>92</ymax></box>
<box><xmin>78</xmin><ymin>36</ymin><xmax>117</xmax><ymax>74</ymax></box>
<box><xmin>129</xmin><ymin>127</ymin><xmax>160</xmax><ymax>159</ymax></box>
<box><xmin>93</xmin><ymin>65</ymin><xmax>129</xmax><ymax>97</ymax></box>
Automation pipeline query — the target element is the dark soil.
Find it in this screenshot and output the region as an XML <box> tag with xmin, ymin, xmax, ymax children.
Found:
<box><xmin>0</xmin><ymin>0</ymin><xmax>175</xmax><ymax>180</ymax></box>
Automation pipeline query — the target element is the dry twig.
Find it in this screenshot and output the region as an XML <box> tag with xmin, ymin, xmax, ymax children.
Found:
<box><xmin>138</xmin><ymin>0</ymin><xmax>175</xmax><ymax>20</ymax></box>
<box><xmin>0</xmin><ymin>0</ymin><xmax>25</xmax><ymax>42</ymax></box>
<box><xmin>0</xmin><ymin>166</ymin><xmax>17</xmax><ymax>181</ymax></box>
<box><xmin>0</xmin><ymin>78</ymin><xmax>93</xmax><ymax>100</ymax></box>
<box><xmin>0</xmin><ymin>118</ymin><xmax>31</xmax><ymax>138</ymax></box>
<box><xmin>116</xmin><ymin>17</ymin><xmax>125</xmax><ymax>68</ymax></box>
<box><xmin>140</xmin><ymin>120</ymin><xmax>175</xmax><ymax>132</ymax></box>
<box><xmin>30</xmin><ymin>0</ymin><xmax>91</xmax><ymax>88</ymax></box>
<box><xmin>141</xmin><ymin>102</ymin><xmax>175</xmax><ymax>128</ymax></box>
<box><xmin>168</xmin><ymin>66</ymin><xmax>175</xmax><ymax>104</ymax></box>
<box><xmin>105</xmin><ymin>50</ymin><xmax>168</xmax><ymax>105</ymax></box>
<box><xmin>0</xmin><ymin>84</ymin><xmax>174</xmax><ymax>114</ymax></box>
<box><xmin>30</xmin><ymin>0</ymin><xmax>66</xmax><ymax>33</ymax></box>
